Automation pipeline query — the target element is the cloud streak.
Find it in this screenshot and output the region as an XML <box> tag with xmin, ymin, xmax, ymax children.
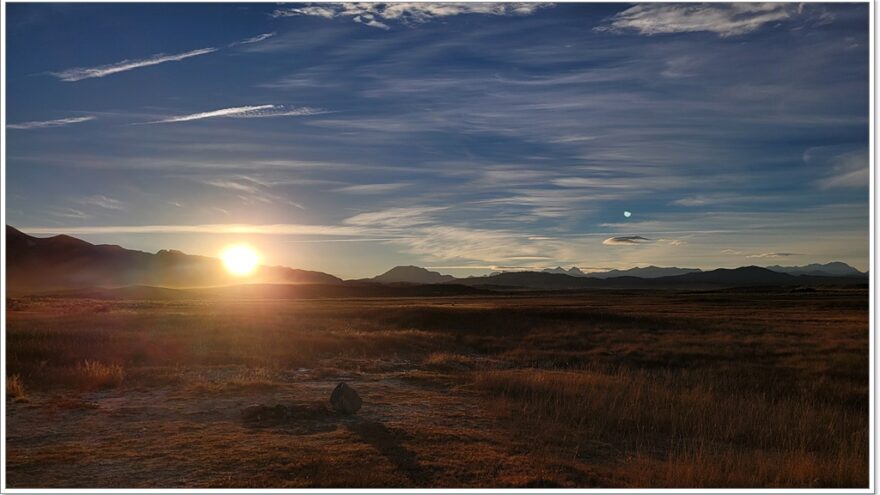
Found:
<box><xmin>746</xmin><ymin>252</ymin><xmax>802</xmax><ymax>259</ymax></box>
<box><xmin>344</xmin><ymin>206</ymin><xmax>446</xmax><ymax>228</ymax></box>
<box><xmin>603</xmin><ymin>235</ymin><xmax>653</xmax><ymax>246</ymax></box>
<box><xmin>51</xmin><ymin>33</ymin><xmax>275</xmax><ymax>81</ymax></box>
<box><xmin>817</xmin><ymin>149</ymin><xmax>868</xmax><ymax>189</ymax></box>
<box><xmin>148</xmin><ymin>105</ymin><xmax>326</xmax><ymax>124</ymax></box>
<box><xmin>19</xmin><ymin>223</ymin><xmax>367</xmax><ymax>236</ymax></box>
<box><xmin>331</xmin><ymin>183</ymin><xmax>409</xmax><ymax>194</ymax></box>
<box><xmin>228</xmin><ymin>32</ymin><xmax>276</xmax><ymax>47</ymax></box>
<box><xmin>7</xmin><ymin>116</ymin><xmax>95</xmax><ymax>130</ymax></box>
<box><xmin>49</xmin><ymin>208</ymin><xmax>90</xmax><ymax>220</ymax></box>
<box><xmin>52</xmin><ymin>48</ymin><xmax>218</xmax><ymax>81</ymax></box>
<box><xmin>597</xmin><ymin>3</ymin><xmax>803</xmax><ymax>37</ymax></box>
<box><xmin>198</xmin><ymin>176</ymin><xmax>305</xmax><ymax>209</ymax></box>
<box><xmin>78</xmin><ymin>195</ymin><xmax>125</xmax><ymax>210</ymax></box>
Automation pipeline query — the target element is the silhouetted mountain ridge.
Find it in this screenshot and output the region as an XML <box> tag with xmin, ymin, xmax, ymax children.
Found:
<box><xmin>765</xmin><ymin>262</ymin><xmax>864</xmax><ymax>277</ymax></box>
<box><xmin>6</xmin><ymin>226</ymin><xmax>868</xmax><ymax>295</ymax></box>
<box><xmin>370</xmin><ymin>265</ymin><xmax>456</xmax><ymax>284</ymax></box>
<box><xmin>583</xmin><ymin>266</ymin><xmax>702</xmax><ymax>279</ymax></box>
<box><xmin>450</xmin><ymin>265</ymin><xmax>865</xmax><ymax>290</ymax></box>
<box><xmin>6</xmin><ymin>225</ymin><xmax>342</xmax><ymax>295</ymax></box>
<box><xmin>542</xmin><ymin>266</ymin><xmax>588</xmax><ymax>276</ymax></box>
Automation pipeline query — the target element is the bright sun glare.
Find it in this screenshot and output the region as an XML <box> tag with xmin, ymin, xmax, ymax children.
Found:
<box><xmin>220</xmin><ymin>245</ymin><xmax>261</xmax><ymax>276</ymax></box>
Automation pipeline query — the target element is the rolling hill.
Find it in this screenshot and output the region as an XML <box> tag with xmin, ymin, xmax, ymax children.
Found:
<box><xmin>452</xmin><ymin>266</ymin><xmax>867</xmax><ymax>290</ymax></box>
<box><xmin>369</xmin><ymin>265</ymin><xmax>456</xmax><ymax>284</ymax></box>
<box><xmin>6</xmin><ymin>226</ymin><xmax>868</xmax><ymax>295</ymax></box>
<box><xmin>582</xmin><ymin>266</ymin><xmax>702</xmax><ymax>279</ymax></box>
<box><xmin>533</xmin><ymin>266</ymin><xmax>702</xmax><ymax>278</ymax></box>
<box><xmin>6</xmin><ymin>225</ymin><xmax>342</xmax><ymax>295</ymax></box>
<box><xmin>765</xmin><ymin>262</ymin><xmax>865</xmax><ymax>277</ymax></box>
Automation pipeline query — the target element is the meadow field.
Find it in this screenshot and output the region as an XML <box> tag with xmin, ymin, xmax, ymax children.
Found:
<box><xmin>4</xmin><ymin>289</ymin><xmax>869</xmax><ymax>488</ymax></box>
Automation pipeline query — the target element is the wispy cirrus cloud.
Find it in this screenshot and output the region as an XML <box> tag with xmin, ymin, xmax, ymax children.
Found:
<box><xmin>272</xmin><ymin>3</ymin><xmax>554</xmax><ymax>29</ymax></box>
<box><xmin>52</xmin><ymin>48</ymin><xmax>218</xmax><ymax>82</ymax></box>
<box><xmin>7</xmin><ymin>115</ymin><xmax>95</xmax><ymax>130</ymax></box>
<box><xmin>746</xmin><ymin>252</ymin><xmax>802</xmax><ymax>259</ymax></box>
<box><xmin>228</xmin><ymin>32</ymin><xmax>276</xmax><ymax>47</ymax></box>
<box><xmin>672</xmin><ymin>195</ymin><xmax>733</xmax><ymax>207</ymax></box>
<box><xmin>49</xmin><ymin>208</ymin><xmax>90</xmax><ymax>220</ymax></box>
<box><xmin>147</xmin><ymin>105</ymin><xmax>326</xmax><ymax>124</ymax></box>
<box><xmin>670</xmin><ymin>193</ymin><xmax>775</xmax><ymax>207</ymax></box>
<box><xmin>344</xmin><ymin>206</ymin><xmax>446</xmax><ymax>228</ymax></box>
<box><xmin>723</xmin><ymin>249</ymin><xmax>802</xmax><ymax>259</ymax></box>
<box><xmin>199</xmin><ymin>176</ymin><xmax>305</xmax><ymax>209</ymax></box>
<box><xmin>78</xmin><ymin>195</ymin><xmax>125</xmax><ymax>210</ymax></box>
<box><xmin>597</xmin><ymin>3</ymin><xmax>814</xmax><ymax>37</ymax></box>
<box><xmin>51</xmin><ymin>33</ymin><xmax>275</xmax><ymax>81</ymax></box>
<box><xmin>817</xmin><ymin>149</ymin><xmax>868</xmax><ymax>189</ymax></box>
<box><xmin>19</xmin><ymin>223</ymin><xmax>366</xmax><ymax>236</ymax></box>
<box><xmin>331</xmin><ymin>183</ymin><xmax>409</xmax><ymax>194</ymax></box>
<box><xmin>603</xmin><ymin>235</ymin><xmax>653</xmax><ymax>246</ymax></box>
<box><xmin>201</xmin><ymin>178</ymin><xmax>265</xmax><ymax>194</ymax></box>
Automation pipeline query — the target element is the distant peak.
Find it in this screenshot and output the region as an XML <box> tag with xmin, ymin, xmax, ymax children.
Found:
<box><xmin>384</xmin><ymin>265</ymin><xmax>433</xmax><ymax>273</ymax></box>
<box><xmin>764</xmin><ymin>261</ymin><xmax>863</xmax><ymax>276</ymax></box>
<box><xmin>371</xmin><ymin>265</ymin><xmax>455</xmax><ymax>284</ymax></box>
<box><xmin>46</xmin><ymin>233</ymin><xmax>93</xmax><ymax>247</ymax></box>
<box><xmin>156</xmin><ymin>249</ymin><xmax>187</xmax><ymax>256</ymax></box>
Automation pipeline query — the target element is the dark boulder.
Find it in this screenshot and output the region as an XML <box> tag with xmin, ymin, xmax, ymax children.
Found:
<box><xmin>329</xmin><ymin>382</ymin><xmax>362</xmax><ymax>415</ymax></box>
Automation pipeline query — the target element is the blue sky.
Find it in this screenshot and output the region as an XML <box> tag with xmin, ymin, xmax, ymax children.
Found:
<box><xmin>5</xmin><ymin>2</ymin><xmax>870</xmax><ymax>278</ymax></box>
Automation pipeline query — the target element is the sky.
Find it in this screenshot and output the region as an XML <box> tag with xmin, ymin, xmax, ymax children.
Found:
<box><xmin>4</xmin><ymin>2</ymin><xmax>870</xmax><ymax>278</ymax></box>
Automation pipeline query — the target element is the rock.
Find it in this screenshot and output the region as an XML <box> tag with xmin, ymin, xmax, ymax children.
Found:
<box><xmin>329</xmin><ymin>382</ymin><xmax>362</xmax><ymax>414</ymax></box>
<box><xmin>241</xmin><ymin>403</ymin><xmax>289</xmax><ymax>423</ymax></box>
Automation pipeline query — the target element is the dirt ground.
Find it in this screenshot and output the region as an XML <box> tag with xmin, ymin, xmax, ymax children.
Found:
<box><xmin>5</xmin><ymin>289</ymin><xmax>870</xmax><ymax>488</ymax></box>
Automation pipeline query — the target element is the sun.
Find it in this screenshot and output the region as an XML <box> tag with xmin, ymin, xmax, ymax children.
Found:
<box><xmin>220</xmin><ymin>245</ymin><xmax>261</xmax><ymax>276</ymax></box>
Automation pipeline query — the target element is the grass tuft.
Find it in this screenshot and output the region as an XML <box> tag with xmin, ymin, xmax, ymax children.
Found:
<box><xmin>423</xmin><ymin>352</ymin><xmax>476</xmax><ymax>371</ymax></box>
<box><xmin>6</xmin><ymin>374</ymin><xmax>28</xmax><ymax>402</ymax></box>
<box><xmin>74</xmin><ymin>360</ymin><xmax>124</xmax><ymax>390</ymax></box>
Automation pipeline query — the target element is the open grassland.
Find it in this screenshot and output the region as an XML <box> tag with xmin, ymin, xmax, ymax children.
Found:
<box><xmin>5</xmin><ymin>289</ymin><xmax>869</xmax><ymax>488</ymax></box>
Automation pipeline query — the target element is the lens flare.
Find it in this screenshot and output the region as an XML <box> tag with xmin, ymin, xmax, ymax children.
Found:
<box><xmin>220</xmin><ymin>245</ymin><xmax>261</xmax><ymax>276</ymax></box>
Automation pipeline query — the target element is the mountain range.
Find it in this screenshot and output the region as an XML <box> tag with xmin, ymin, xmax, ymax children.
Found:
<box><xmin>6</xmin><ymin>226</ymin><xmax>341</xmax><ymax>295</ymax></box>
<box><xmin>561</xmin><ymin>266</ymin><xmax>702</xmax><ymax>279</ymax></box>
<box><xmin>449</xmin><ymin>266</ymin><xmax>865</xmax><ymax>290</ymax></box>
<box><xmin>5</xmin><ymin>225</ymin><xmax>868</xmax><ymax>296</ymax></box>
<box><xmin>540</xmin><ymin>263</ymin><xmax>863</xmax><ymax>279</ymax></box>
<box><xmin>764</xmin><ymin>262</ymin><xmax>865</xmax><ymax>277</ymax></box>
<box><xmin>369</xmin><ymin>265</ymin><xmax>456</xmax><ymax>284</ymax></box>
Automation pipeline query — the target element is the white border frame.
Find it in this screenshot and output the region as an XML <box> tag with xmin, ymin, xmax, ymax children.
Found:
<box><xmin>0</xmin><ymin>0</ymin><xmax>875</xmax><ymax>493</ymax></box>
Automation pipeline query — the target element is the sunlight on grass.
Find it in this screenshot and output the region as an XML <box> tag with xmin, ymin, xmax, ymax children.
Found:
<box><xmin>6</xmin><ymin>374</ymin><xmax>28</xmax><ymax>402</ymax></box>
<box><xmin>75</xmin><ymin>360</ymin><xmax>125</xmax><ymax>390</ymax></box>
<box><xmin>5</xmin><ymin>292</ymin><xmax>868</xmax><ymax>487</ymax></box>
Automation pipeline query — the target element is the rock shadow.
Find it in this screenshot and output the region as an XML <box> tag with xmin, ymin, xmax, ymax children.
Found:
<box><xmin>347</xmin><ymin>421</ymin><xmax>431</xmax><ymax>486</ymax></box>
<box><xmin>240</xmin><ymin>402</ymin><xmax>432</xmax><ymax>485</ymax></box>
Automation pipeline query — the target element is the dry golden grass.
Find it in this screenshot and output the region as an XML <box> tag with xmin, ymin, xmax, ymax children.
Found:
<box><xmin>6</xmin><ymin>374</ymin><xmax>28</xmax><ymax>402</ymax></box>
<box><xmin>422</xmin><ymin>352</ymin><xmax>477</xmax><ymax>371</ymax></box>
<box><xmin>186</xmin><ymin>367</ymin><xmax>282</xmax><ymax>394</ymax></box>
<box><xmin>73</xmin><ymin>360</ymin><xmax>125</xmax><ymax>391</ymax></box>
<box><xmin>4</xmin><ymin>289</ymin><xmax>869</xmax><ymax>488</ymax></box>
<box><xmin>473</xmin><ymin>367</ymin><xmax>867</xmax><ymax>487</ymax></box>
